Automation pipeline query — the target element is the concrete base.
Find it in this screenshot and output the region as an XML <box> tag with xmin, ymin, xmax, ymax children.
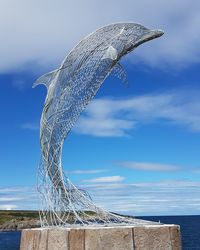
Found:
<box><xmin>20</xmin><ymin>224</ymin><xmax>181</xmax><ymax>250</ymax></box>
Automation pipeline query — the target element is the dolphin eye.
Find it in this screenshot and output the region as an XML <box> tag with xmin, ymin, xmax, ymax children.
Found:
<box><xmin>119</xmin><ymin>27</ymin><xmax>125</xmax><ymax>34</ymax></box>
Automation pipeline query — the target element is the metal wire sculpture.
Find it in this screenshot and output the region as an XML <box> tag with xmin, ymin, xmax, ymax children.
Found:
<box><xmin>33</xmin><ymin>23</ymin><xmax>163</xmax><ymax>227</ymax></box>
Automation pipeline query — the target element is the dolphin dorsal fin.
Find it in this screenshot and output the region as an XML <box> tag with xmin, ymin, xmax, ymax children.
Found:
<box><xmin>32</xmin><ymin>69</ymin><xmax>58</xmax><ymax>89</ymax></box>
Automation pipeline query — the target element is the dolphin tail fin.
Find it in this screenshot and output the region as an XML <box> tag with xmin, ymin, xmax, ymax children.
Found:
<box><xmin>32</xmin><ymin>69</ymin><xmax>58</xmax><ymax>89</ymax></box>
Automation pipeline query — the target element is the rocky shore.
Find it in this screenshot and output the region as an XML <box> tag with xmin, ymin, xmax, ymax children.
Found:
<box><xmin>0</xmin><ymin>218</ymin><xmax>40</xmax><ymax>231</ymax></box>
<box><xmin>0</xmin><ymin>210</ymin><xmax>40</xmax><ymax>231</ymax></box>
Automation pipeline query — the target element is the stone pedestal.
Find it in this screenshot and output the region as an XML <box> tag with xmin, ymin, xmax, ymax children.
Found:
<box><xmin>20</xmin><ymin>224</ymin><xmax>181</xmax><ymax>250</ymax></box>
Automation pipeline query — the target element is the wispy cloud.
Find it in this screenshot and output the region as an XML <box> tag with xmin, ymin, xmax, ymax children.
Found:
<box><xmin>0</xmin><ymin>186</ymin><xmax>38</xmax><ymax>210</ymax></box>
<box><xmin>83</xmin><ymin>175</ymin><xmax>125</xmax><ymax>183</ymax></box>
<box><xmin>75</xmin><ymin>116</ymin><xmax>135</xmax><ymax>137</ymax></box>
<box><xmin>0</xmin><ymin>197</ymin><xmax>24</xmax><ymax>202</ymax></box>
<box><xmin>0</xmin><ymin>204</ymin><xmax>18</xmax><ymax>210</ymax></box>
<box><xmin>22</xmin><ymin>91</ymin><xmax>200</xmax><ymax>137</ymax></box>
<box><xmin>82</xmin><ymin>180</ymin><xmax>200</xmax><ymax>215</ymax></box>
<box><xmin>192</xmin><ymin>168</ymin><xmax>200</xmax><ymax>174</ymax></box>
<box><xmin>0</xmin><ymin>187</ymin><xmax>26</xmax><ymax>193</ymax></box>
<box><xmin>74</xmin><ymin>91</ymin><xmax>200</xmax><ymax>137</ymax></box>
<box><xmin>68</xmin><ymin>169</ymin><xmax>109</xmax><ymax>175</ymax></box>
<box><xmin>117</xmin><ymin>161</ymin><xmax>181</xmax><ymax>172</ymax></box>
<box><xmin>21</xmin><ymin>122</ymin><xmax>39</xmax><ymax>131</ymax></box>
<box><xmin>1</xmin><ymin>180</ymin><xmax>200</xmax><ymax>215</ymax></box>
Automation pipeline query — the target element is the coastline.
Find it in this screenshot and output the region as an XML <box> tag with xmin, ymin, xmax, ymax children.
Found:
<box><xmin>0</xmin><ymin>210</ymin><xmax>40</xmax><ymax>231</ymax></box>
<box><xmin>1</xmin><ymin>214</ymin><xmax>200</xmax><ymax>248</ymax></box>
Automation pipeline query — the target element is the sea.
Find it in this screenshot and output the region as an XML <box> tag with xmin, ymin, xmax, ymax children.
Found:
<box><xmin>0</xmin><ymin>215</ymin><xmax>199</xmax><ymax>250</ymax></box>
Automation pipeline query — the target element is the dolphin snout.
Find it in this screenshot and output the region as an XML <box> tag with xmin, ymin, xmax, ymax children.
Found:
<box><xmin>143</xmin><ymin>29</ymin><xmax>164</xmax><ymax>41</ymax></box>
<box><xmin>133</xmin><ymin>29</ymin><xmax>164</xmax><ymax>48</ymax></box>
<box><xmin>151</xmin><ymin>29</ymin><xmax>164</xmax><ymax>38</ymax></box>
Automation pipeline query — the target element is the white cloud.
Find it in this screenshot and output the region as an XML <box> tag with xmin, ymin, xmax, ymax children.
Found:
<box><xmin>82</xmin><ymin>180</ymin><xmax>200</xmax><ymax>215</ymax></box>
<box><xmin>1</xmin><ymin>180</ymin><xmax>200</xmax><ymax>215</ymax></box>
<box><xmin>0</xmin><ymin>0</ymin><xmax>200</xmax><ymax>73</ymax></box>
<box><xmin>0</xmin><ymin>186</ymin><xmax>38</xmax><ymax>210</ymax></box>
<box><xmin>0</xmin><ymin>204</ymin><xmax>18</xmax><ymax>210</ymax></box>
<box><xmin>68</xmin><ymin>169</ymin><xmax>108</xmax><ymax>174</ymax></box>
<box><xmin>0</xmin><ymin>186</ymin><xmax>35</xmax><ymax>194</ymax></box>
<box><xmin>0</xmin><ymin>197</ymin><xmax>24</xmax><ymax>202</ymax></box>
<box><xmin>117</xmin><ymin>161</ymin><xmax>181</xmax><ymax>172</ymax></box>
<box><xmin>23</xmin><ymin>90</ymin><xmax>200</xmax><ymax>136</ymax></box>
<box><xmin>21</xmin><ymin>122</ymin><xmax>39</xmax><ymax>131</ymax></box>
<box><xmin>0</xmin><ymin>187</ymin><xmax>24</xmax><ymax>193</ymax></box>
<box><xmin>75</xmin><ymin>116</ymin><xmax>135</xmax><ymax>137</ymax></box>
<box><xmin>83</xmin><ymin>175</ymin><xmax>125</xmax><ymax>183</ymax></box>
<box><xmin>74</xmin><ymin>91</ymin><xmax>200</xmax><ymax>137</ymax></box>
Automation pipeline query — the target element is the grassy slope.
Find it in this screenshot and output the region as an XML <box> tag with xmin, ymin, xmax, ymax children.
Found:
<box><xmin>0</xmin><ymin>210</ymin><xmax>39</xmax><ymax>225</ymax></box>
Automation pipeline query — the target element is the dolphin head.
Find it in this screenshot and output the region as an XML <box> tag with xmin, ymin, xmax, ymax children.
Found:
<box><xmin>112</xmin><ymin>23</ymin><xmax>164</xmax><ymax>57</ymax></box>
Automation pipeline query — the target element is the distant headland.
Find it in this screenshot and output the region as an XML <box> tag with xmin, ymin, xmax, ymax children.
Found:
<box><xmin>0</xmin><ymin>210</ymin><xmax>40</xmax><ymax>231</ymax></box>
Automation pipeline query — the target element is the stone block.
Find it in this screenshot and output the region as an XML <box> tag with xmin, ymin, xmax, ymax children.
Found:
<box><xmin>47</xmin><ymin>229</ymin><xmax>69</xmax><ymax>250</ymax></box>
<box><xmin>169</xmin><ymin>226</ymin><xmax>182</xmax><ymax>250</ymax></box>
<box><xmin>85</xmin><ymin>227</ymin><xmax>133</xmax><ymax>250</ymax></box>
<box><xmin>133</xmin><ymin>226</ymin><xmax>172</xmax><ymax>250</ymax></box>
<box><xmin>20</xmin><ymin>229</ymin><xmax>41</xmax><ymax>250</ymax></box>
<box><xmin>20</xmin><ymin>224</ymin><xmax>182</xmax><ymax>250</ymax></box>
<box><xmin>69</xmin><ymin>229</ymin><xmax>85</xmax><ymax>250</ymax></box>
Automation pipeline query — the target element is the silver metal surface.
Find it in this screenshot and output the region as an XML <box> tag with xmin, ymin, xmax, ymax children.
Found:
<box><xmin>34</xmin><ymin>23</ymin><xmax>163</xmax><ymax>227</ymax></box>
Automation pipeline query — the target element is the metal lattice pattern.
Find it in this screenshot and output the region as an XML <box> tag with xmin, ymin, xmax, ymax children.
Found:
<box><xmin>34</xmin><ymin>23</ymin><xmax>163</xmax><ymax>227</ymax></box>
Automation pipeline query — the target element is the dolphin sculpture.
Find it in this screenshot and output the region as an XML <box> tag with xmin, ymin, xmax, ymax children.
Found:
<box><xmin>34</xmin><ymin>23</ymin><xmax>163</xmax><ymax>226</ymax></box>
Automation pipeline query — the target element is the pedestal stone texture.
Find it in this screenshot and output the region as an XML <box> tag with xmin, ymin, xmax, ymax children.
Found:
<box><xmin>85</xmin><ymin>227</ymin><xmax>133</xmax><ymax>250</ymax></box>
<box><xmin>134</xmin><ymin>226</ymin><xmax>172</xmax><ymax>249</ymax></box>
<box><xmin>20</xmin><ymin>224</ymin><xmax>181</xmax><ymax>250</ymax></box>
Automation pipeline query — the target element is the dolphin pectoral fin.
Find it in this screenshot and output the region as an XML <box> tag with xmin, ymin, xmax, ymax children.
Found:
<box><xmin>111</xmin><ymin>63</ymin><xmax>128</xmax><ymax>86</ymax></box>
<box><xmin>102</xmin><ymin>45</ymin><xmax>118</xmax><ymax>61</ymax></box>
<box><xmin>32</xmin><ymin>69</ymin><xmax>58</xmax><ymax>89</ymax></box>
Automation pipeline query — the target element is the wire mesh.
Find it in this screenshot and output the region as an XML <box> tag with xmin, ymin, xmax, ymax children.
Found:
<box><xmin>34</xmin><ymin>23</ymin><xmax>163</xmax><ymax>227</ymax></box>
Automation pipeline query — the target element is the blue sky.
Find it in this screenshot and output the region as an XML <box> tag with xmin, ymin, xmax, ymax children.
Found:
<box><xmin>0</xmin><ymin>0</ymin><xmax>200</xmax><ymax>215</ymax></box>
